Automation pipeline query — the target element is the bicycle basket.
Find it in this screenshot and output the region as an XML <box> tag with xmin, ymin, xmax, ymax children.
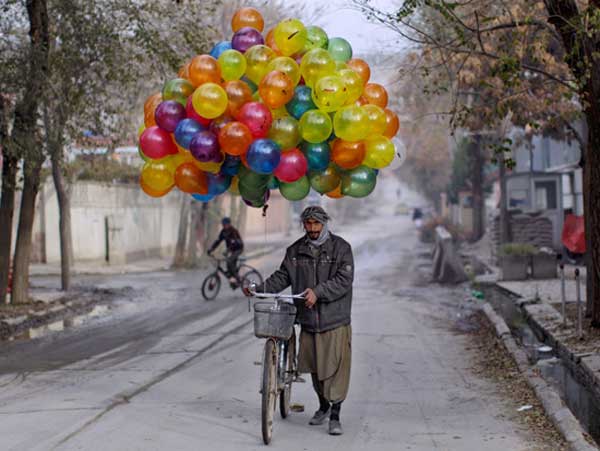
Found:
<box><xmin>253</xmin><ymin>302</ymin><xmax>297</xmax><ymax>339</ymax></box>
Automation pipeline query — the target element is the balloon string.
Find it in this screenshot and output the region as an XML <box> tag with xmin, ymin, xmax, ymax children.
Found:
<box><xmin>263</xmin><ymin>204</ymin><xmax>268</xmax><ymax>294</ymax></box>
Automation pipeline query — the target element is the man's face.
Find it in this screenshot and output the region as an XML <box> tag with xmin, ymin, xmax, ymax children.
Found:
<box><xmin>304</xmin><ymin>218</ymin><xmax>323</xmax><ymax>240</ymax></box>
<box><xmin>223</xmin><ymin>223</ymin><xmax>231</xmax><ymax>230</ymax></box>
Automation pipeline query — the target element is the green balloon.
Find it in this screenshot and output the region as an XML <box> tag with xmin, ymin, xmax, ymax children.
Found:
<box><xmin>308</xmin><ymin>164</ymin><xmax>341</xmax><ymax>194</ymax></box>
<box><xmin>267</xmin><ymin>175</ymin><xmax>280</xmax><ymax>190</ymax></box>
<box><xmin>268</xmin><ymin>116</ymin><xmax>301</xmax><ymax>151</ymax></box>
<box><xmin>238</xmin><ymin>166</ymin><xmax>270</xmax><ymax>190</ymax></box>
<box><xmin>280</xmin><ymin>176</ymin><xmax>310</xmax><ymax>201</ymax></box>
<box><xmin>327</xmin><ymin>37</ymin><xmax>353</xmax><ymax>62</ymax></box>
<box><xmin>304</xmin><ymin>26</ymin><xmax>329</xmax><ymax>51</ymax></box>
<box><xmin>162</xmin><ymin>78</ymin><xmax>194</xmax><ymax>106</ymax></box>
<box><xmin>341</xmin><ymin>166</ymin><xmax>377</xmax><ymax>198</ymax></box>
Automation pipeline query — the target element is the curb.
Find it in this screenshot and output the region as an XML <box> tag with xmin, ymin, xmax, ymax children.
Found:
<box><xmin>481</xmin><ymin>303</ymin><xmax>598</xmax><ymax>451</ymax></box>
<box><xmin>4</xmin><ymin>304</ymin><xmax>110</xmax><ymax>343</ymax></box>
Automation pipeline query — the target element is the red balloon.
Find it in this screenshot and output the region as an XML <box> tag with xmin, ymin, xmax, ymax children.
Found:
<box><xmin>236</xmin><ymin>101</ymin><xmax>273</xmax><ymax>138</ymax></box>
<box><xmin>274</xmin><ymin>148</ymin><xmax>307</xmax><ymax>183</ymax></box>
<box><xmin>139</xmin><ymin>126</ymin><xmax>178</xmax><ymax>160</ymax></box>
<box><xmin>186</xmin><ymin>97</ymin><xmax>211</xmax><ymax>126</ymax></box>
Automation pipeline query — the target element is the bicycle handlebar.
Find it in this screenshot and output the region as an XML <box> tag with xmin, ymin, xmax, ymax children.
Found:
<box><xmin>251</xmin><ymin>291</ymin><xmax>305</xmax><ymax>300</ymax></box>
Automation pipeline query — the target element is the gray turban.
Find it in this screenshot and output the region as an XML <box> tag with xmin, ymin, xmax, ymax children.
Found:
<box><xmin>301</xmin><ymin>206</ymin><xmax>330</xmax><ymax>224</ymax></box>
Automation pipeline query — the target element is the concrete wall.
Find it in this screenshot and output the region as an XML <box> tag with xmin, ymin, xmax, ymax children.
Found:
<box><xmin>23</xmin><ymin>181</ymin><xmax>185</xmax><ymax>264</ymax></box>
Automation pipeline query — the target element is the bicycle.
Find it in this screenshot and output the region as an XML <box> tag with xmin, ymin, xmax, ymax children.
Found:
<box><xmin>251</xmin><ymin>290</ymin><xmax>304</xmax><ymax>445</ymax></box>
<box><xmin>201</xmin><ymin>255</ymin><xmax>263</xmax><ymax>301</ymax></box>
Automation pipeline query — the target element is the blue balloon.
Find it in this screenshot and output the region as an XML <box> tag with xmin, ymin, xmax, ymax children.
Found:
<box><xmin>286</xmin><ymin>86</ymin><xmax>317</xmax><ymax>120</ymax></box>
<box><xmin>246</xmin><ymin>139</ymin><xmax>281</xmax><ymax>174</ymax></box>
<box><xmin>207</xmin><ymin>173</ymin><xmax>232</xmax><ymax>195</ymax></box>
<box><xmin>267</xmin><ymin>175</ymin><xmax>280</xmax><ymax>190</ymax></box>
<box><xmin>174</xmin><ymin>118</ymin><xmax>205</xmax><ymax>150</ymax></box>
<box><xmin>210</xmin><ymin>41</ymin><xmax>232</xmax><ymax>59</ymax></box>
<box><xmin>300</xmin><ymin>141</ymin><xmax>330</xmax><ymax>171</ymax></box>
<box><xmin>192</xmin><ymin>193</ymin><xmax>215</xmax><ymax>202</ymax></box>
<box><xmin>220</xmin><ymin>155</ymin><xmax>241</xmax><ymax>176</ymax></box>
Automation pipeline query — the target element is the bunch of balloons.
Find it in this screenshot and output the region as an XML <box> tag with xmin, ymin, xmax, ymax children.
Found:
<box><xmin>138</xmin><ymin>7</ymin><xmax>400</xmax><ymax>207</ymax></box>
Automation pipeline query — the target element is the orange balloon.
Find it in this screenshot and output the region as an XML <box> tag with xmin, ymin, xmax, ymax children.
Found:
<box><xmin>265</xmin><ymin>28</ymin><xmax>282</xmax><ymax>55</ymax></box>
<box><xmin>140</xmin><ymin>175</ymin><xmax>172</xmax><ymax>198</ymax></box>
<box><xmin>383</xmin><ymin>108</ymin><xmax>400</xmax><ymax>138</ymax></box>
<box><xmin>178</xmin><ymin>61</ymin><xmax>191</xmax><ymax>80</ymax></box>
<box><xmin>231</xmin><ymin>7</ymin><xmax>264</xmax><ymax>32</ymax></box>
<box><xmin>363</xmin><ymin>83</ymin><xmax>388</xmax><ymax>108</ymax></box>
<box><xmin>189</xmin><ymin>55</ymin><xmax>221</xmax><ymax>87</ymax></box>
<box><xmin>224</xmin><ymin>80</ymin><xmax>253</xmax><ymax>117</ymax></box>
<box><xmin>218</xmin><ymin>122</ymin><xmax>253</xmax><ymax>156</ymax></box>
<box><xmin>355</xmin><ymin>96</ymin><xmax>368</xmax><ymax>106</ymax></box>
<box><xmin>259</xmin><ymin>70</ymin><xmax>294</xmax><ymax>109</ymax></box>
<box><xmin>347</xmin><ymin>58</ymin><xmax>370</xmax><ymax>85</ymax></box>
<box><xmin>143</xmin><ymin>93</ymin><xmax>162</xmax><ymax>127</ymax></box>
<box><xmin>174</xmin><ymin>162</ymin><xmax>209</xmax><ymax>194</ymax></box>
<box><xmin>326</xmin><ymin>184</ymin><xmax>344</xmax><ymax>199</ymax></box>
<box><xmin>331</xmin><ymin>139</ymin><xmax>365</xmax><ymax>169</ymax></box>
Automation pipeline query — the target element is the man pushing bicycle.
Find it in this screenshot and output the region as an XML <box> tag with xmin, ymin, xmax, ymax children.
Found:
<box><xmin>245</xmin><ymin>206</ymin><xmax>354</xmax><ymax>436</ymax></box>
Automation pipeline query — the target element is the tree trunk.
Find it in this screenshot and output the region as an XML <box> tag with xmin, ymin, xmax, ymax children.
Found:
<box><xmin>498</xmin><ymin>151</ymin><xmax>511</xmax><ymax>244</ymax></box>
<box><xmin>51</xmin><ymin>149</ymin><xmax>72</xmax><ymax>291</ymax></box>
<box><xmin>470</xmin><ymin>135</ymin><xmax>484</xmax><ymax>242</ymax></box>
<box><xmin>173</xmin><ymin>196</ymin><xmax>189</xmax><ymax>268</ymax></box>
<box><xmin>585</xmin><ymin>114</ymin><xmax>600</xmax><ymax>326</ymax></box>
<box><xmin>186</xmin><ymin>202</ymin><xmax>200</xmax><ymax>267</ymax></box>
<box><xmin>11</xmin><ymin>158</ymin><xmax>43</xmax><ymax>304</ymax></box>
<box><xmin>10</xmin><ymin>0</ymin><xmax>49</xmax><ymax>305</ymax></box>
<box><xmin>0</xmin><ymin>155</ymin><xmax>17</xmax><ymax>305</ymax></box>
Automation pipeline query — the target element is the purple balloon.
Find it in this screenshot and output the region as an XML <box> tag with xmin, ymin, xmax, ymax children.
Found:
<box><xmin>232</xmin><ymin>27</ymin><xmax>265</xmax><ymax>53</ymax></box>
<box><xmin>154</xmin><ymin>100</ymin><xmax>186</xmax><ymax>133</ymax></box>
<box><xmin>190</xmin><ymin>131</ymin><xmax>219</xmax><ymax>162</ymax></box>
<box><xmin>242</xmin><ymin>189</ymin><xmax>270</xmax><ymax>207</ymax></box>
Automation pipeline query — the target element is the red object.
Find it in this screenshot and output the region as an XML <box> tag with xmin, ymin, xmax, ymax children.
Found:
<box><xmin>562</xmin><ymin>214</ymin><xmax>586</xmax><ymax>254</ymax></box>
<box><xmin>7</xmin><ymin>267</ymin><xmax>12</xmax><ymax>294</ymax></box>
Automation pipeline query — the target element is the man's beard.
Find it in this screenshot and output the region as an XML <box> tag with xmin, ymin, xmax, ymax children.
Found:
<box><xmin>308</xmin><ymin>231</ymin><xmax>320</xmax><ymax>239</ymax></box>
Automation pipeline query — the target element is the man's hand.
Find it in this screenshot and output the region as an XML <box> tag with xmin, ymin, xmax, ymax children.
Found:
<box><xmin>303</xmin><ymin>288</ymin><xmax>317</xmax><ymax>309</ymax></box>
<box><xmin>242</xmin><ymin>287</ymin><xmax>254</xmax><ymax>297</ymax></box>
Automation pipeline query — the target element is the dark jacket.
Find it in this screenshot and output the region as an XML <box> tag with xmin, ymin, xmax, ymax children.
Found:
<box><xmin>209</xmin><ymin>226</ymin><xmax>244</xmax><ymax>253</ymax></box>
<box><xmin>258</xmin><ymin>233</ymin><xmax>354</xmax><ymax>333</ymax></box>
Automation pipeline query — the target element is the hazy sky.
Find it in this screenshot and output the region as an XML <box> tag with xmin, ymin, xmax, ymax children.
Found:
<box><xmin>298</xmin><ymin>0</ymin><xmax>404</xmax><ymax>55</ymax></box>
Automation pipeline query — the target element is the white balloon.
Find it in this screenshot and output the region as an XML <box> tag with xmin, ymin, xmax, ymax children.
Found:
<box><xmin>388</xmin><ymin>138</ymin><xmax>407</xmax><ymax>170</ymax></box>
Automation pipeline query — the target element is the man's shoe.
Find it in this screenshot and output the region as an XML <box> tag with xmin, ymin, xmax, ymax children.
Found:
<box><xmin>328</xmin><ymin>419</ymin><xmax>343</xmax><ymax>435</ymax></box>
<box><xmin>308</xmin><ymin>407</ymin><xmax>330</xmax><ymax>425</ymax></box>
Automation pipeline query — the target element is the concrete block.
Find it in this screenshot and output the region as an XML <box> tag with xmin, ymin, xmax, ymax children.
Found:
<box><xmin>47</xmin><ymin>320</ymin><xmax>64</xmax><ymax>332</ymax></box>
<box><xmin>89</xmin><ymin>305</ymin><xmax>109</xmax><ymax>317</ymax></box>
<box><xmin>1</xmin><ymin>315</ymin><xmax>27</xmax><ymax>326</ymax></box>
<box><xmin>64</xmin><ymin>315</ymin><xmax>87</xmax><ymax>328</ymax></box>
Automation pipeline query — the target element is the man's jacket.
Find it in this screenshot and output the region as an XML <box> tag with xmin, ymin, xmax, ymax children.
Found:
<box><xmin>209</xmin><ymin>227</ymin><xmax>244</xmax><ymax>253</ymax></box>
<box><xmin>258</xmin><ymin>233</ymin><xmax>354</xmax><ymax>333</ymax></box>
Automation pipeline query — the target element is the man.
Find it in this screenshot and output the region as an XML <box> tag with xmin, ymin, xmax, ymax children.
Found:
<box><xmin>245</xmin><ymin>206</ymin><xmax>353</xmax><ymax>436</ymax></box>
<box><xmin>208</xmin><ymin>217</ymin><xmax>244</xmax><ymax>286</ymax></box>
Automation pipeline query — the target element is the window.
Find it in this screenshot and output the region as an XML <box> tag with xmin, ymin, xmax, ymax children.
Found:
<box><xmin>534</xmin><ymin>181</ymin><xmax>557</xmax><ymax>210</ymax></box>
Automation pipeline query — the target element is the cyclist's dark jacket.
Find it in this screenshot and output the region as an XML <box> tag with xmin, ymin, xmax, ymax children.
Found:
<box><xmin>209</xmin><ymin>227</ymin><xmax>244</xmax><ymax>253</ymax></box>
<box><xmin>257</xmin><ymin>234</ymin><xmax>353</xmax><ymax>333</ymax></box>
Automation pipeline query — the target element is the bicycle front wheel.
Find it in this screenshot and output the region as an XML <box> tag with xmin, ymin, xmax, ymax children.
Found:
<box><xmin>201</xmin><ymin>273</ymin><xmax>221</xmax><ymax>301</ymax></box>
<box><xmin>261</xmin><ymin>339</ymin><xmax>277</xmax><ymax>445</ymax></box>
<box><xmin>279</xmin><ymin>334</ymin><xmax>296</xmax><ymax>419</ymax></box>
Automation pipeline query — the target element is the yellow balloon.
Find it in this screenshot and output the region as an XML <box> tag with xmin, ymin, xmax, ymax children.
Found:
<box><xmin>363</xmin><ymin>135</ymin><xmax>395</xmax><ymax>169</ymax></box>
<box><xmin>299</xmin><ymin>109</ymin><xmax>332</xmax><ymax>143</ymax></box>
<box><xmin>270</xmin><ymin>105</ymin><xmax>289</xmax><ymax>119</ymax></box>
<box><xmin>362</xmin><ymin>104</ymin><xmax>387</xmax><ymax>135</ymax></box>
<box><xmin>266</xmin><ymin>56</ymin><xmax>301</xmax><ymax>85</ymax></box>
<box><xmin>192</xmin><ymin>83</ymin><xmax>228</xmax><ymax>119</ymax></box>
<box><xmin>333</xmin><ymin>106</ymin><xmax>369</xmax><ymax>141</ymax></box>
<box><xmin>274</xmin><ymin>19</ymin><xmax>307</xmax><ymax>56</ymax></box>
<box><xmin>229</xmin><ymin>176</ymin><xmax>240</xmax><ymax>195</ymax></box>
<box><xmin>244</xmin><ymin>45</ymin><xmax>276</xmax><ymax>84</ymax></box>
<box><xmin>339</xmin><ymin>68</ymin><xmax>363</xmax><ymax>104</ymax></box>
<box><xmin>300</xmin><ymin>48</ymin><xmax>335</xmax><ymax>87</ymax></box>
<box><xmin>195</xmin><ymin>160</ymin><xmax>223</xmax><ymax>174</ymax></box>
<box><xmin>218</xmin><ymin>49</ymin><xmax>247</xmax><ymax>81</ymax></box>
<box><xmin>312</xmin><ymin>75</ymin><xmax>347</xmax><ymax>112</ymax></box>
<box><xmin>137</xmin><ymin>123</ymin><xmax>146</xmax><ymax>137</ymax></box>
<box><xmin>141</xmin><ymin>160</ymin><xmax>175</xmax><ymax>192</ymax></box>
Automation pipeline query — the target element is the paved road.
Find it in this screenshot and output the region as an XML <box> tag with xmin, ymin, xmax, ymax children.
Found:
<box><xmin>0</xmin><ymin>209</ymin><xmax>540</xmax><ymax>450</ymax></box>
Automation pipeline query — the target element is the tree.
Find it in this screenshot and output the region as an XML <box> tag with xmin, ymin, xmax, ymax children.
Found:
<box><xmin>353</xmin><ymin>0</ymin><xmax>600</xmax><ymax>324</ymax></box>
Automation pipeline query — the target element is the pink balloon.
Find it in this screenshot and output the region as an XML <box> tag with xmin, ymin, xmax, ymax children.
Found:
<box><xmin>236</xmin><ymin>101</ymin><xmax>272</xmax><ymax>138</ymax></box>
<box><xmin>186</xmin><ymin>97</ymin><xmax>211</xmax><ymax>126</ymax></box>
<box><xmin>139</xmin><ymin>126</ymin><xmax>178</xmax><ymax>159</ymax></box>
<box><xmin>274</xmin><ymin>148</ymin><xmax>308</xmax><ymax>183</ymax></box>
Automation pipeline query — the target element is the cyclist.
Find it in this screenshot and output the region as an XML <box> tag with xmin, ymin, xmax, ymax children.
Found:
<box><xmin>244</xmin><ymin>206</ymin><xmax>353</xmax><ymax>436</ymax></box>
<box><xmin>207</xmin><ymin>217</ymin><xmax>244</xmax><ymax>287</ymax></box>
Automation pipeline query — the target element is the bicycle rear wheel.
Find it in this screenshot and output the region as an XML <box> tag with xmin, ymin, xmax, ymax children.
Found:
<box><xmin>279</xmin><ymin>333</ymin><xmax>296</xmax><ymax>419</ymax></box>
<box><xmin>240</xmin><ymin>266</ymin><xmax>263</xmax><ymax>291</ymax></box>
<box><xmin>261</xmin><ymin>339</ymin><xmax>277</xmax><ymax>445</ymax></box>
<box><xmin>201</xmin><ymin>273</ymin><xmax>221</xmax><ymax>301</ymax></box>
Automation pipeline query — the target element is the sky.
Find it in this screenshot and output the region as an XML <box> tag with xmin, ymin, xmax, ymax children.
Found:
<box><xmin>298</xmin><ymin>0</ymin><xmax>405</xmax><ymax>55</ymax></box>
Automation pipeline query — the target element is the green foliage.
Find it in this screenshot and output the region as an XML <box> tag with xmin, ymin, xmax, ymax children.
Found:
<box><xmin>498</xmin><ymin>242</ymin><xmax>538</xmax><ymax>256</ymax></box>
<box><xmin>66</xmin><ymin>157</ymin><xmax>139</xmax><ymax>184</ymax></box>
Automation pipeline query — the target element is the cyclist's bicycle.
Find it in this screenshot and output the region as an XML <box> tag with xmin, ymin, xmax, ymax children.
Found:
<box><xmin>201</xmin><ymin>255</ymin><xmax>263</xmax><ymax>301</ymax></box>
<box><xmin>251</xmin><ymin>290</ymin><xmax>304</xmax><ymax>445</ymax></box>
